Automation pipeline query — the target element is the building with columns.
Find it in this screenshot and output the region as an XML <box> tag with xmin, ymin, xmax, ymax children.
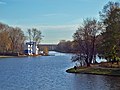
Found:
<box><xmin>24</xmin><ymin>42</ymin><xmax>39</xmax><ymax>55</ymax></box>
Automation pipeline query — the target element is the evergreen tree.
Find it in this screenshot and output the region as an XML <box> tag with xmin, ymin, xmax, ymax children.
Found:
<box><xmin>98</xmin><ymin>1</ymin><xmax>120</xmax><ymax>62</ymax></box>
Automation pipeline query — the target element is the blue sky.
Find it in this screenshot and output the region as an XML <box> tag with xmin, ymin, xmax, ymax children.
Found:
<box><xmin>0</xmin><ymin>0</ymin><xmax>117</xmax><ymax>44</ymax></box>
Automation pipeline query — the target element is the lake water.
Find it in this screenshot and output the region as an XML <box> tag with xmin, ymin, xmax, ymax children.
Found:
<box><xmin>0</xmin><ymin>51</ymin><xmax>120</xmax><ymax>90</ymax></box>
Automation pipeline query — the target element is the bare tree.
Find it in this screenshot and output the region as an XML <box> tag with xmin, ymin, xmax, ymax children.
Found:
<box><xmin>73</xmin><ymin>18</ymin><xmax>102</xmax><ymax>66</ymax></box>
<box><xmin>9</xmin><ymin>27</ymin><xmax>25</xmax><ymax>53</ymax></box>
<box><xmin>27</xmin><ymin>28</ymin><xmax>42</xmax><ymax>43</ymax></box>
<box><xmin>0</xmin><ymin>22</ymin><xmax>25</xmax><ymax>53</ymax></box>
<box><xmin>0</xmin><ymin>31</ymin><xmax>11</xmax><ymax>52</ymax></box>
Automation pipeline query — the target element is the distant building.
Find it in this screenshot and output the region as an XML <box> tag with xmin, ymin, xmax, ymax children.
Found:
<box><xmin>24</xmin><ymin>42</ymin><xmax>39</xmax><ymax>55</ymax></box>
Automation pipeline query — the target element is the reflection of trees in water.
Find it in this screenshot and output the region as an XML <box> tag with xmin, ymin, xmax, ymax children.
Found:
<box><xmin>103</xmin><ymin>76</ymin><xmax>120</xmax><ymax>90</ymax></box>
<box><xmin>73</xmin><ymin>74</ymin><xmax>120</xmax><ymax>90</ymax></box>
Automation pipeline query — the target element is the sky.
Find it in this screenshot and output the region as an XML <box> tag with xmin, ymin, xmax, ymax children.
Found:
<box><xmin>0</xmin><ymin>0</ymin><xmax>118</xmax><ymax>44</ymax></box>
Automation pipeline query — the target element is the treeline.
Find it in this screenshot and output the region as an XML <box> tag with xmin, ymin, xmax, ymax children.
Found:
<box><xmin>0</xmin><ymin>23</ymin><xmax>42</xmax><ymax>55</ymax></box>
<box><xmin>0</xmin><ymin>23</ymin><xmax>25</xmax><ymax>54</ymax></box>
<box><xmin>56</xmin><ymin>1</ymin><xmax>120</xmax><ymax>66</ymax></box>
<box><xmin>56</xmin><ymin>40</ymin><xmax>75</xmax><ymax>53</ymax></box>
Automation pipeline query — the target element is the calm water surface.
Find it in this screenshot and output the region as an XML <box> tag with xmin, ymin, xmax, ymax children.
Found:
<box><xmin>0</xmin><ymin>51</ymin><xmax>120</xmax><ymax>90</ymax></box>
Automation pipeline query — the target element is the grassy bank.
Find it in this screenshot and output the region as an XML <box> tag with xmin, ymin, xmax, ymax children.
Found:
<box><xmin>66</xmin><ymin>66</ymin><xmax>120</xmax><ymax>76</ymax></box>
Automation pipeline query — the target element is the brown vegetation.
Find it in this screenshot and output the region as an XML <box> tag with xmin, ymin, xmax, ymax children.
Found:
<box><xmin>0</xmin><ymin>22</ymin><xmax>25</xmax><ymax>54</ymax></box>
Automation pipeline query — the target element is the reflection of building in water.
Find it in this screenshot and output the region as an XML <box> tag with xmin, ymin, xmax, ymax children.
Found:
<box><xmin>24</xmin><ymin>42</ymin><xmax>39</xmax><ymax>55</ymax></box>
<box><xmin>38</xmin><ymin>44</ymin><xmax>57</xmax><ymax>51</ymax></box>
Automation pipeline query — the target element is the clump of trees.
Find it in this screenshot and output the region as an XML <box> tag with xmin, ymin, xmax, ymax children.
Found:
<box><xmin>98</xmin><ymin>1</ymin><xmax>120</xmax><ymax>63</ymax></box>
<box><xmin>56</xmin><ymin>40</ymin><xmax>74</xmax><ymax>53</ymax></box>
<box><xmin>0</xmin><ymin>23</ymin><xmax>42</xmax><ymax>55</ymax></box>
<box><xmin>57</xmin><ymin>1</ymin><xmax>120</xmax><ymax>67</ymax></box>
<box><xmin>73</xmin><ymin>1</ymin><xmax>120</xmax><ymax>66</ymax></box>
<box><xmin>72</xmin><ymin>18</ymin><xmax>102</xmax><ymax>66</ymax></box>
<box><xmin>27</xmin><ymin>28</ymin><xmax>42</xmax><ymax>43</ymax></box>
<box><xmin>0</xmin><ymin>22</ymin><xmax>25</xmax><ymax>53</ymax></box>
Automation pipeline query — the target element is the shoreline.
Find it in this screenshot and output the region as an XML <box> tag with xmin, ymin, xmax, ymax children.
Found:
<box><xmin>0</xmin><ymin>56</ymin><xmax>16</xmax><ymax>58</ymax></box>
<box><xmin>66</xmin><ymin>66</ymin><xmax>120</xmax><ymax>76</ymax></box>
<box><xmin>0</xmin><ymin>55</ymin><xmax>27</xmax><ymax>58</ymax></box>
<box><xmin>0</xmin><ymin>54</ymin><xmax>49</xmax><ymax>58</ymax></box>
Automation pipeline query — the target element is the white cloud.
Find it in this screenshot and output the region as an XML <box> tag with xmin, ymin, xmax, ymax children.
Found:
<box><xmin>16</xmin><ymin>24</ymin><xmax>79</xmax><ymax>31</ymax></box>
<box><xmin>40</xmin><ymin>24</ymin><xmax>79</xmax><ymax>30</ymax></box>
<box><xmin>0</xmin><ymin>1</ymin><xmax>6</xmax><ymax>5</ymax></box>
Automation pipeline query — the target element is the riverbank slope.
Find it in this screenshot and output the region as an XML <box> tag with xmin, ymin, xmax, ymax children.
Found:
<box><xmin>66</xmin><ymin>63</ymin><xmax>120</xmax><ymax>76</ymax></box>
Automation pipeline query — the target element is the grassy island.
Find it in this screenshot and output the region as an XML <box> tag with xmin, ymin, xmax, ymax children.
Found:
<box><xmin>66</xmin><ymin>62</ymin><xmax>120</xmax><ymax>76</ymax></box>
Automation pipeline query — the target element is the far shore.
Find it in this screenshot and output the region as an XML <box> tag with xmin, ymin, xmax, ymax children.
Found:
<box><xmin>0</xmin><ymin>56</ymin><xmax>16</xmax><ymax>58</ymax></box>
<box><xmin>0</xmin><ymin>55</ymin><xmax>27</xmax><ymax>58</ymax></box>
<box><xmin>0</xmin><ymin>53</ymin><xmax>49</xmax><ymax>58</ymax></box>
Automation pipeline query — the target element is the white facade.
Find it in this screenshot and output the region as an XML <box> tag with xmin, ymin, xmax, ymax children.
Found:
<box><xmin>24</xmin><ymin>42</ymin><xmax>39</xmax><ymax>55</ymax></box>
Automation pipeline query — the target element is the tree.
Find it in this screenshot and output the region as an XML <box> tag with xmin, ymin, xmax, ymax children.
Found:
<box><xmin>0</xmin><ymin>22</ymin><xmax>25</xmax><ymax>53</ymax></box>
<box><xmin>72</xmin><ymin>18</ymin><xmax>102</xmax><ymax>66</ymax></box>
<box><xmin>98</xmin><ymin>1</ymin><xmax>120</xmax><ymax>62</ymax></box>
<box><xmin>56</xmin><ymin>40</ymin><xmax>74</xmax><ymax>53</ymax></box>
<box><xmin>27</xmin><ymin>28</ymin><xmax>42</xmax><ymax>43</ymax></box>
<box><xmin>0</xmin><ymin>23</ymin><xmax>11</xmax><ymax>52</ymax></box>
<box><xmin>0</xmin><ymin>31</ymin><xmax>11</xmax><ymax>52</ymax></box>
<box><xmin>27</xmin><ymin>29</ymin><xmax>32</xmax><ymax>42</ymax></box>
<box><xmin>0</xmin><ymin>22</ymin><xmax>9</xmax><ymax>32</ymax></box>
<box><xmin>9</xmin><ymin>27</ymin><xmax>25</xmax><ymax>53</ymax></box>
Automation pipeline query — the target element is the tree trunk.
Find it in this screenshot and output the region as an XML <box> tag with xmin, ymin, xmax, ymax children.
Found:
<box><xmin>90</xmin><ymin>36</ymin><xmax>96</xmax><ymax>64</ymax></box>
<box><xmin>85</xmin><ymin>56</ymin><xmax>91</xmax><ymax>67</ymax></box>
<box><xmin>86</xmin><ymin>62</ymin><xmax>90</xmax><ymax>67</ymax></box>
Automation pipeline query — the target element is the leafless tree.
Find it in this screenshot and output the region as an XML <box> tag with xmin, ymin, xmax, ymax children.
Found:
<box><xmin>27</xmin><ymin>28</ymin><xmax>42</xmax><ymax>43</ymax></box>
<box><xmin>73</xmin><ymin>18</ymin><xmax>102</xmax><ymax>66</ymax></box>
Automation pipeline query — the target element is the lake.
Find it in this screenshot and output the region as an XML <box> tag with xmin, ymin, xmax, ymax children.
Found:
<box><xmin>0</xmin><ymin>51</ymin><xmax>120</xmax><ymax>90</ymax></box>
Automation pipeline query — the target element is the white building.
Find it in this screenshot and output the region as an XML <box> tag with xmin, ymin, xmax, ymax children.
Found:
<box><xmin>24</xmin><ymin>42</ymin><xmax>39</xmax><ymax>55</ymax></box>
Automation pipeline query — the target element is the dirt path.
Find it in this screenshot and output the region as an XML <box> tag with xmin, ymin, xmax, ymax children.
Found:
<box><xmin>91</xmin><ymin>64</ymin><xmax>120</xmax><ymax>70</ymax></box>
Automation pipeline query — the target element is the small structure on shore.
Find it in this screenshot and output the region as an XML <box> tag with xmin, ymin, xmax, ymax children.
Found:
<box><xmin>43</xmin><ymin>46</ymin><xmax>49</xmax><ymax>55</ymax></box>
<box><xmin>24</xmin><ymin>42</ymin><xmax>39</xmax><ymax>55</ymax></box>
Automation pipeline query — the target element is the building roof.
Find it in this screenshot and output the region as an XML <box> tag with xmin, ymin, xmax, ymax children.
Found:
<box><xmin>26</xmin><ymin>41</ymin><xmax>36</xmax><ymax>45</ymax></box>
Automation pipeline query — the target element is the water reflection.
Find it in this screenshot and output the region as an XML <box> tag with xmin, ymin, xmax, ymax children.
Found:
<box><xmin>73</xmin><ymin>74</ymin><xmax>120</xmax><ymax>90</ymax></box>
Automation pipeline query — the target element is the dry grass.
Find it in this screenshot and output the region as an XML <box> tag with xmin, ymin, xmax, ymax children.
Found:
<box><xmin>66</xmin><ymin>62</ymin><xmax>120</xmax><ymax>76</ymax></box>
<box><xmin>99</xmin><ymin>62</ymin><xmax>120</xmax><ymax>68</ymax></box>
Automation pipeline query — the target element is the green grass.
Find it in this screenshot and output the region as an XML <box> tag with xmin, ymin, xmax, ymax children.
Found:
<box><xmin>66</xmin><ymin>67</ymin><xmax>120</xmax><ymax>76</ymax></box>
